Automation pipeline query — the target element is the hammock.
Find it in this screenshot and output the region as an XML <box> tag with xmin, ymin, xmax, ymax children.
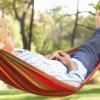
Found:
<box><xmin>0</xmin><ymin>48</ymin><xmax>100</xmax><ymax>97</ymax></box>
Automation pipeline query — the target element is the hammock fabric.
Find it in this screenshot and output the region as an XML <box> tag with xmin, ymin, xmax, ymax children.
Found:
<box><xmin>0</xmin><ymin>48</ymin><xmax>100</xmax><ymax>97</ymax></box>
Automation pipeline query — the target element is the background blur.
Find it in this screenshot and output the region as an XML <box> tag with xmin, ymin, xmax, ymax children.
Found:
<box><xmin>0</xmin><ymin>0</ymin><xmax>100</xmax><ymax>100</ymax></box>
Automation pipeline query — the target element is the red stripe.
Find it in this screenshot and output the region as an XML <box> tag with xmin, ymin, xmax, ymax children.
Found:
<box><xmin>0</xmin><ymin>57</ymin><xmax>42</xmax><ymax>93</ymax></box>
<box><xmin>23</xmin><ymin>66</ymin><xmax>75</xmax><ymax>93</ymax></box>
<box><xmin>0</xmin><ymin>59</ymin><xmax>29</xmax><ymax>90</ymax></box>
<box><xmin>1</xmin><ymin>61</ymin><xmax>74</xmax><ymax>96</ymax></box>
<box><xmin>0</xmin><ymin>71</ymin><xmax>20</xmax><ymax>89</ymax></box>
<box><xmin>0</xmin><ymin>57</ymin><xmax>62</xmax><ymax>93</ymax></box>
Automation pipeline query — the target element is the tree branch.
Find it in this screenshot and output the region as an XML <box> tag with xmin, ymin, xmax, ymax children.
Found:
<box><xmin>78</xmin><ymin>11</ymin><xmax>95</xmax><ymax>15</ymax></box>
<box><xmin>77</xmin><ymin>23</ymin><xmax>95</xmax><ymax>30</ymax></box>
<box><xmin>62</xmin><ymin>10</ymin><xmax>95</xmax><ymax>18</ymax></box>
<box><xmin>22</xmin><ymin>0</ymin><xmax>32</xmax><ymax>19</ymax></box>
<box><xmin>13</xmin><ymin>0</ymin><xmax>20</xmax><ymax>20</ymax></box>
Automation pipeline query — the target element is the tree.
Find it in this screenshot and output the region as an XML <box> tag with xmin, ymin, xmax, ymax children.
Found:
<box><xmin>0</xmin><ymin>0</ymin><xmax>99</xmax><ymax>51</ymax></box>
<box><xmin>71</xmin><ymin>0</ymin><xmax>79</xmax><ymax>47</ymax></box>
<box><xmin>13</xmin><ymin>0</ymin><xmax>34</xmax><ymax>50</ymax></box>
<box><xmin>0</xmin><ymin>0</ymin><xmax>34</xmax><ymax>50</ymax></box>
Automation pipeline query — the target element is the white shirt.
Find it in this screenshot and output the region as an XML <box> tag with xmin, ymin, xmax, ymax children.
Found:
<box><xmin>14</xmin><ymin>48</ymin><xmax>87</xmax><ymax>87</ymax></box>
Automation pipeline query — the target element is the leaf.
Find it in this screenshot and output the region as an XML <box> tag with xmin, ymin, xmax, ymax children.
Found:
<box><xmin>96</xmin><ymin>3</ymin><xmax>100</xmax><ymax>10</ymax></box>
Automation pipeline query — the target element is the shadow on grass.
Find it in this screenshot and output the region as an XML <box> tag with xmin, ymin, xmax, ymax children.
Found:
<box><xmin>77</xmin><ymin>88</ymin><xmax>100</xmax><ymax>95</ymax></box>
<box><xmin>20</xmin><ymin>96</ymin><xmax>49</xmax><ymax>100</ymax></box>
<box><xmin>0</xmin><ymin>89</ymin><xmax>25</xmax><ymax>95</ymax></box>
<box><xmin>0</xmin><ymin>85</ymin><xmax>100</xmax><ymax>100</ymax></box>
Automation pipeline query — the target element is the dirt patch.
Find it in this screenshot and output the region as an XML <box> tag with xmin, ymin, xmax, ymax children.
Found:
<box><xmin>87</xmin><ymin>71</ymin><xmax>100</xmax><ymax>84</ymax></box>
<box><xmin>87</xmin><ymin>78</ymin><xmax>100</xmax><ymax>84</ymax></box>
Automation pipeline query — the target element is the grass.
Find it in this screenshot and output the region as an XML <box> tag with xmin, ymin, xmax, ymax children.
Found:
<box><xmin>0</xmin><ymin>84</ymin><xmax>100</xmax><ymax>100</ymax></box>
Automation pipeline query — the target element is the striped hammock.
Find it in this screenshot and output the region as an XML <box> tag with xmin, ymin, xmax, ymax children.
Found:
<box><xmin>0</xmin><ymin>48</ymin><xmax>100</xmax><ymax>97</ymax></box>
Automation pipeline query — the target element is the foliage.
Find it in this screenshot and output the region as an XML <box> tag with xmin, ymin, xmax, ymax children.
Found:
<box><xmin>31</xmin><ymin>22</ymin><xmax>47</xmax><ymax>52</ymax></box>
<box><xmin>0</xmin><ymin>0</ymin><xmax>99</xmax><ymax>54</ymax></box>
<box><xmin>75</xmin><ymin>14</ymin><xmax>95</xmax><ymax>46</ymax></box>
<box><xmin>89</xmin><ymin>1</ymin><xmax>100</xmax><ymax>10</ymax></box>
<box><xmin>39</xmin><ymin>7</ymin><xmax>75</xmax><ymax>54</ymax></box>
<box><xmin>5</xmin><ymin>15</ymin><xmax>23</xmax><ymax>48</ymax></box>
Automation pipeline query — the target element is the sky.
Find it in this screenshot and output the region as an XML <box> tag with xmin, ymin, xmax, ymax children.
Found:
<box><xmin>34</xmin><ymin>0</ymin><xmax>99</xmax><ymax>16</ymax></box>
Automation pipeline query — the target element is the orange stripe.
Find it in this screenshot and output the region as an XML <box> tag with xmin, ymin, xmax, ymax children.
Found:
<box><xmin>1</xmin><ymin>51</ymin><xmax>78</xmax><ymax>91</ymax></box>
<box><xmin>2</xmin><ymin>50</ymin><xmax>77</xmax><ymax>91</ymax></box>
<box><xmin>0</xmin><ymin>67</ymin><xmax>26</xmax><ymax>91</ymax></box>
<box><xmin>1</xmin><ymin>54</ymin><xmax>50</xmax><ymax>90</ymax></box>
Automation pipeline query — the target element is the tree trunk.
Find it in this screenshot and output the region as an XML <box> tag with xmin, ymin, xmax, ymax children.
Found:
<box><xmin>13</xmin><ymin>0</ymin><xmax>33</xmax><ymax>49</ymax></box>
<box><xmin>71</xmin><ymin>0</ymin><xmax>79</xmax><ymax>47</ymax></box>
<box><xmin>20</xmin><ymin>18</ymin><xmax>28</xmax><ymax>49</ymax></box>
<box><xmin>28</xmin><ymin>0</ymin><xmax>34</xmax><ymax>50</ymax></box>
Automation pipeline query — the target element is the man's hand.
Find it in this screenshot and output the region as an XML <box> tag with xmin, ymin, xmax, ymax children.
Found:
<box><xmin>45</xmin><ymin>50</ymin><xmax>76</xmax><ymax>72</ymax></box>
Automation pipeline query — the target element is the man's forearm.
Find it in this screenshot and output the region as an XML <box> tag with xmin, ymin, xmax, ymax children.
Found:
<box><xmin>66</xmin><ymin>61</ymin><xmax>76</xmax><ymax>72</ymax></box>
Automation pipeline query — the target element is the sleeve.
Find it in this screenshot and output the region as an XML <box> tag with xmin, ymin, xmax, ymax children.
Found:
<box><xmin>61</xmin><ymin>70</ymin><xmax>84</xmax><ymax>87</ymax></box>
<box><xmin>61</xmin><ymin>58</ymin><xmax>87</xmax><ymax>87</ymax></box>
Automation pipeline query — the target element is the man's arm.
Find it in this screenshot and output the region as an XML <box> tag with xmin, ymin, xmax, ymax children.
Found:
<box><xmin>45</xmin><ymin>50</ymin><xmax>76</xmax><ymax>72</ymax></box>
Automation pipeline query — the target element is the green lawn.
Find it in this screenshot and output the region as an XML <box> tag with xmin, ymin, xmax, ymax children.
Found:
<box><xmin>0</xmin><ymin>85</ymin><xmax>100</xmax><ymax>100</ymax></box>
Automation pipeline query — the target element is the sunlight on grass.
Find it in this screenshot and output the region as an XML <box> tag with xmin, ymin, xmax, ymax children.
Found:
<box><xmin>0</xmin><ymin>85</ymin><xmax>100</xmax><ymax>100</ymax></box>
